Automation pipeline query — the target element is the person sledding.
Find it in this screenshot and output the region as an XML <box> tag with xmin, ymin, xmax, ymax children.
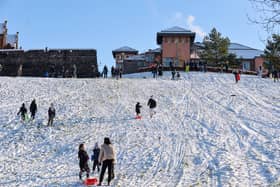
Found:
<box><xmin>91</xmin><ymin>142</ymin><xmax>100</xmax><ymax>174</ymax></box>
<box><xmin>98</xmin><ymin>137</ymin><xmax>116</xmax><ymax>186</ymax></box>
<box><xmin>29</xmin><ymin>99</ymin><xmax>37</xmax><ymax>120</ymax></box>
<box><xmin>78</xmin><ymin>143</ymin><xmax>90</xmax><ymax>180</ymax></box>
<box><xmin>147</xmin><ymin>96</ymin><xmax>157</xmax><ymax>118</ymax></box>
<box><xmin>135</xmin><ymin>102</ymin><xmax>142</xmax><ymax>119</ymax></box>
<box><xmin>17</xmin><ymin>103</ymin><xmax>27</xmax><ymax>121</ymax></box>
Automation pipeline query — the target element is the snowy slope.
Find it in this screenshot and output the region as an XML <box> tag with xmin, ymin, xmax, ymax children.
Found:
<box><xmin>0</xmin><ymin>72</ymin><xmax>279</xmax><ymax>187</ymax></box>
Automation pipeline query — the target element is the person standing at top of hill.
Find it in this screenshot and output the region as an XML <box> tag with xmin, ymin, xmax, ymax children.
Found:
<box><xmin>147</xmin><ymin>96</ymin><xmax>157</xmax><ymax>118</ymax></box>
<box><xmin>17</xmin><ymin>103</ymin><xmax>27</xmax><ymax>121</ymax></box>
<box><xmin>29</xmin><ymin>99</ymin><xmax>37</xmax><ymax>120</ymax></box>
<box><xmin>111</xmin><ymin>66</ymin><xmax>115</xmax><ymax>78</ymax></box>
<box><xmin>103</xmin><ymin>65</ymin><xmax>108</xmax><ymax>78</ymax></box>
<box><xmin>273</xmin><ymin>70</ymin><xmax>279</xmax><ymax>82</ymax></box>
<box><xmin>98</xmin><ymin>137</ymin><xmax>116</xmax><ymax>186</ymax></box>
<box><xmin>47</xmin><ymin>103</ymin><xmax>56</xmax><ymax>126</ymax></box>
<box><xmin>78</xmin><ymin>143</ymin><xmax>90</xmax><ymax>180</ymax></box>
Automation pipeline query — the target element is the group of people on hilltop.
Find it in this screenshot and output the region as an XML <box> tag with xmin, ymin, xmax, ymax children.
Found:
<box><xmin>17</xmin><ymin>99</ymin><xmax>56</xmax><ymax>126</ymax></box>
<box><xmin>101</xmin><ymin>65</ymin><xmax>123</xmax><ymax>79</ymax></box>
<box><xmin>78</xmin><ymin>137</ymin><xmax>116</xmax><ymax>186</ymax></box>
<box><xmin>152</xmin><ymin>64</ymin><xmax>163</xmax><ymax>78</ymax></box>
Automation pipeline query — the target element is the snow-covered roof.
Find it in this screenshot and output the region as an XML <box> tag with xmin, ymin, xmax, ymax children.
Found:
<box><xmin>146</xmin><ymin>48</ymin><xmax>161</xmax><ymax>53</ymax></box>
<box><xmin>193</xmin><ymin>42</ymin><xmax>263</xmax><ymax>59</ymax></box>
<box><xmin>113</xmin><ymin>46</ymin><xmax>138</xmax><ymax>53</ymax></box>
<box><xmin>157</xmin><ymin>26</ymin><xmax>196</xmax><ymax>44</ymax></box>
<box><xmin>125</xmin><ymin>54</ymin><xmax>145</xmax><ymax>61</ymax></box>
<box><xmin>229</xmin><ymin>43</ymin><xmax>263</xmax><ymax>59</ymax></box>
<box><xmin>160</xmin><ymin>26</ymin><xmax>192</xmax><ymax>33</ymax></box>
<box><xmin>112</xmin><ymin>46</ymin><xmax>138</xmax><ymax>58</ymax></box>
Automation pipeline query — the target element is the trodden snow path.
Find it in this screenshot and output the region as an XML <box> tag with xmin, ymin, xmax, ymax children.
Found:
<box><xmin>0</xmin><ymin>72</ymin><xmax>279</xmax><ymax>187</ymax></box>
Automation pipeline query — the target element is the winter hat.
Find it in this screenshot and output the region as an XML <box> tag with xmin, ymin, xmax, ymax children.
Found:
<box><xmin>104</xmin><ymin>137</ymin><xmax>111</xmax><ymax>145</ymax></box>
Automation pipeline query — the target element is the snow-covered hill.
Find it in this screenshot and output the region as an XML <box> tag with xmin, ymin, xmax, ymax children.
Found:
<box><xmin>0</xmin><ymin>72</ymin><xmax>279</xmax><ymax>187</ymax></box>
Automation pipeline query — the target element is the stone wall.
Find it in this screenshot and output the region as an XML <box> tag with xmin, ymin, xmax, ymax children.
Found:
<box><xmin>0</xmin><ymin>49</ymin><xmax>98</xmax><ymax>78</ymax></box>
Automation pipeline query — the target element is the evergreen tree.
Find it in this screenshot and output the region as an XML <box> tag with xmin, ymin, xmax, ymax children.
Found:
<box><xmin>264</xmin><ymin>34</ymin><xmax>280</xmax><ymax>71</ymax></box>
<box><xmin>200</xmin><ymin>28</ymin><xmax>234</xmax><ymax>67</ymax></box>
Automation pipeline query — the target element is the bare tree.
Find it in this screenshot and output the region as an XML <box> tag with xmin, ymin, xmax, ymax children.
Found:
<box><xmin>249</xmin><ymin>0</ymin><xmax>280</xmax><ymax>31</ymax></box>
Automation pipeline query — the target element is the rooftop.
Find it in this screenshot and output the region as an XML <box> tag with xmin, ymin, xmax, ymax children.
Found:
<box><xmin>193</xmin><ymin>42</ymin><xmax>264</xmax><ymax>59</ymax></box>
<box><xmin>157</xmin><ymin>26</ymin><xmax>196</xmax><ymax>45</ymax></box>
<box><xmin>112</xmin><ymin>46</ymin><xmax>138</xmax><ymax>58</ymax></box>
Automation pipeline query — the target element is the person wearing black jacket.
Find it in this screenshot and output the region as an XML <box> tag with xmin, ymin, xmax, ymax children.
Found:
<box><xmin>17</xmin><ymin>103</ymin><xmax>27</xmax><ymax>121</ymax></box>
<box><xmin>78</xmin><ymin>143</ymin><xmax>90</xmax><ymax>180</ymax></box>
<box><xmin>135</xmin><ymin>102</ymin><xmax>142</xmax><ymax>118</ymax></box>
<box><xmin>29</xmin><ymin>99</ymin><xmax>37</xmax><ymax>120</ymax></box>
<box><xmin>47</xmin><ymin>103</ymin><xmax>56</xmax><ymax>126</ymax></box>
<box><xmin>147</xmin><ymin>96</ymin><xmax>157</xmax><ymax>118</ymax></box>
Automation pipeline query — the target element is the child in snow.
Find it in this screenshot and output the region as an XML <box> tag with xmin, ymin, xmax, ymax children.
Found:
<box><xmin>17</xmin><ymin>103</ymin><xmax>27</xmax><ymax>121</ymax></box>
<box><xmin>91</xmin><ymin>142</ymin><xmax>100</xmax><ymax>174</ymax></box>
<box><xmin>233</xmin><ymin>70</ymin><xmax>240</xmax><ymax>83</ymax></box>
<box><xmin>135</xmin><ymin>102</ymin><xmax>142</xmax><ymax>119</ymax></box>
<box><xmin>176</xmin><ymin>71</ymin><xmax>180</xmax><ymax>80</ymax></box>
<box><xmin>78</xmin><ymin>143</ymin><xmax>90</xmax><ymax>180</ymax></box>
<box><xmin>98</xmin><ymin>137</ymin><xmax>116</xmax><ymax>186</ymax></box>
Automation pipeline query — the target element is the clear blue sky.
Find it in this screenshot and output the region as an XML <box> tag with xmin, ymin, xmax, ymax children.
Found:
<box><xmin>0</xmin><ymin>0</ymin><xmax>267</xmax><ymax>70</ymax></box>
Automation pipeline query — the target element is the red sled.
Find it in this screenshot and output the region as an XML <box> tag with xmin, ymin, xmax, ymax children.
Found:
<box><xmin>84</xmin><ymin>178</ymin><xmax>98</xmax><ymax>186</ymax></box>
<box><xmin>135</xmin><ymin>116</ymin><xmax>142</xmax><ymax>119</ymax></box>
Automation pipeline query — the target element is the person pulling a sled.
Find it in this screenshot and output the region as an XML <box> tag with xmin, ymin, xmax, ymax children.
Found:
<box><xmin>29</xmin><ymin>99</ymin><xmax>37</xmax><ymax>120</ymax></box>
<box><xmin>17</xmin><ymin>103</ymin><xmax>27</xmax><ymax>121</ymax></box>
<box><xmin>78</xmin><ymin>143</ymin><xmax>90</xmax><ymax>180</ymax></box>
<box><xmin>147</xmin><ymin>96</ymin><xmax>157</xmax><ymax>118</ymax></box>
<box><xmin>98</xmin><ymin>137</ymin><xmax>116</xmax><ymax>186</ymax></box>
<box><xmin>91</xmin><ymin>142</ymin><xmax>100</xmax><ymax>174</ymax></box>
<box><xmin>135</xmin><ymin>102</ymin><xmax>142</xmax><ymax>119</ymax></box>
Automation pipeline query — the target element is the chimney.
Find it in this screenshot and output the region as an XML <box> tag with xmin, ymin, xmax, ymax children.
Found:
<box><xmin>16</xmin><ymin>32</ymin><xmax>19</xmax><ymax>49</ymax></box>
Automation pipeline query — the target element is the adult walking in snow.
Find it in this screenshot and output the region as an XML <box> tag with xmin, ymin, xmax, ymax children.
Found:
<box><xmin>29</xmin><ymin>99</ymin><xmax>37</xmax><ymax>120</ymax></box>
<box><xmin>17</xmin><ymin>103</ymin><xmax>27</xmax><ymax>121</ymax></box>
<box><xmin>78</xmin><ymin>143</ymin><xmax>90</xmax><ymax>180</ymax></box>
<box><xmin>47</xmin><ymin>103</ymin><xmax>56</xmax><ymax>126</ymax></box>
<box><xmin>135</xmin><ymin>102</ymin><xmax>142</xmax><ymax>119</ymax></box>
<box><xmin>171</xmin><ymin>70</ymin><xmax>176</xmax><ymax>80</ymax></box>
<box><xmin>98</xmin><ymin>137</ymin><xmax>116</xmax><ymax>186</ymax></box>
<box><xmin>147</xmin><ymin>96</ymin><xmax>157</xmax><ymax>118</ymax></box>
<box><xmin>91</xmin><ymin>142</ymin><xmax>101</xmax><ymax>174</ymax></box>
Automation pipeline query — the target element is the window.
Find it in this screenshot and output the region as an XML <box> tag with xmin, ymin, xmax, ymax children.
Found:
<box><xmin>242</xmin><ymin>62</ymin><xmax>251</xmax><ymax>71</ymax></box>
<box><xmin>164</xmin><ymin>38</ymin><xmax>168</xmax><ymax>43</ymax></box>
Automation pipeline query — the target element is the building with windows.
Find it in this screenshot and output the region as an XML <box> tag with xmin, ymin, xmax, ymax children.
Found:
<box><xmin>112</xmin><ymin>46</ymin><xmax>138</xmax><ymax>70</ymax></box>
<box><xmin>0</xmin><ymin>20</ymin><xmax>19</xmax><ymax>49</ymax></box>
<box><xmin>191</xmin><ymin>42</ymin><xmax>264</xmax><ymax>72</ymax></box>
<box><xmin>113</xmin><ymin>26</ymin><xmax>265</xmax><ymax>74</ymax></box>
<box><xmin>157</xmin><ymin>26</ymin><xmax>195</xmax><ymax>67</ymax></box>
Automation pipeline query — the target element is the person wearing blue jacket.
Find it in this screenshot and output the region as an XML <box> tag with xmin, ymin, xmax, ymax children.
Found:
<box><xmin>91</xmin><ymin>142</ymin><xmax>100</xmax><ymax>174</ymax></box>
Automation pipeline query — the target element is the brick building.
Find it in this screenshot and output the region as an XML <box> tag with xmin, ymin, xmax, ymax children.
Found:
<box><xmin>0</xmin><ymin>21</ymin><xmax>19</xmax><ymax>49</ymax></box>
<box><xmin>157</xmin><ymin>26</ymin><xmax>195</xmax><ymax>67</ymax></box>
<box><xmin>114</xmin><ymin>26</ymin><xmax>265</xmax><ymax>74</ymax></box>
<box><xmin>0</xmin><ymin>49</ymin><xmax>99</xmax><ymax>77</ymax></box>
